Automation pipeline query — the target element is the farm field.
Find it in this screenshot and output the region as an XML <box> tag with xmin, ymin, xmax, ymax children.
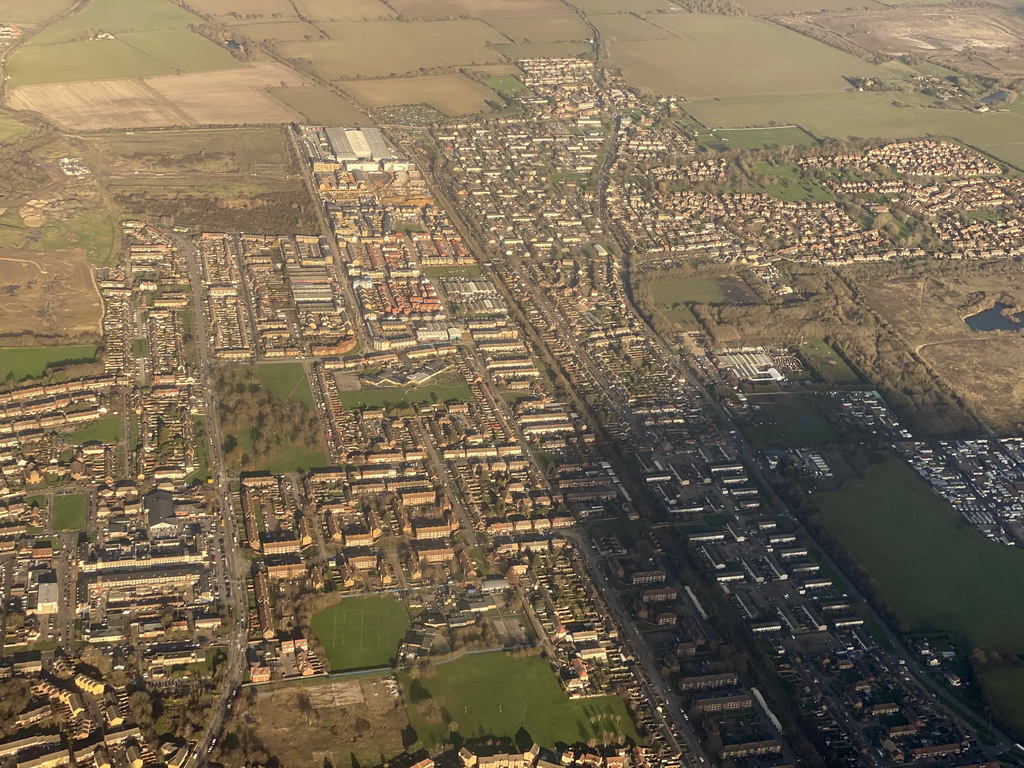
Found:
<box><xmin>683</xmin><ymin>91</ymin><xmax>1024</xmax><ymax>171</ymax></box>
<box><xmin>733</xmin><ymin>0</ymin><xmax>884</xmax><ymax>10</ymax></box>
<box><xmin>279</xmin><ymin>21</ymin><xmax>505</xmax><ymax>80</ymax></box>
<box><xmin>310</xmin><ymin>597</ymin><xmax>410</xmax><ymax>671</ymax></box>
<box><xmin>342</xmin><ymin>75</ymin><xmax>498</xmax><ymax>116</ymax></box>
<box><xmin>976</xmin><ymin>663</ymin><xmax>1024</xmax><ymax>737</ymax></box>
<box><xmin>742</xmin><ymin>393</ymin><xmax>839</xmax><ymax>447</ymax></box>
<box><xmin>400</xmin><ymin>652</ymin><xmax>639</xmax><ymax>748</ymax></box>
<box><xmin>817</xmin><ymin>455</ymin><xmax>1024</xmax><ymax>653</ymax></box>
<box><xmin>484</xmin><ymin>15</ymin><xmax>591</xmax><ymax>43</ymax></box>
<box><xmin>610</xmin><ymin>16</ymin><xmax>888</xmax><ymax>100</ymax></box>
<box><xmin>9</xmin><ymin>62</ymin><xmax>308</xmax><ymax>130</ymax></box>
<box><xmin>698</xmin><ymin>126</ymin><xmax>819</xmax><ymax>150</ymax></box>
<box><xmin>29</xmin><ymin>0</ymin><xmax>201</xmax><ymax>45</ymax></box>
<box><xmin>293</xmin><ymin>0</ymin><xmax>396</xmax><ymax>19</ymax></box>
<box><xmin>0</xmin><ymin>345</ymin><xmax>98</xmax><ymax>383</ymax></box>
<box><xmin>232</xmin><ymin>21</ymin><xmax>327</xmax><ymax>41</ymax></box>
<box><xmin>238</xmin><ymin>677</ymin><xmax>411</xmax><ymax>768</ymax></box>
<box><xmin>649</xmin><ymin>275</ymin><xmax>759</xmax><ymax>306</ymax></box>
<box><xmin>181</xmin><ymin>0</ymin><xmax>298</xmax><ymax>17</ymax></box>
<box><xmin>591</xmin><ymin>13</ymin><xmax>674</xmax><ymax>41</ymax></box>
<box><xmin>269</xmin><ymin>86</ymin><xmax>371</xmax><ymax>124</ymax></box>
<box><xmin>800</xmin><ymin>341</ymin><xmax>863</xmax><ymax>386</ymax></box>
<box><xmin>386</xmin><ymin>0</ymin><xmax>571</xmax><ymax>18</ymax></box>
<box><xmin>52</xmin><ymin>493</ymin><xmax>87</xmax><ymax>531</ymax></box>
<box><xmin>254</xmin><ymin>363</ymin><xmax>316</xmax><ymax>409</ymax></box>
<box><xmin>493</xmin><ymin>42</ymin><xmax>592</xmax><ymax>59</ymax></box>
<box><xmin>572</xmin><ymin>0</ymin><xmax>675</xmax><ymax>12</ymax></box>
<box><xmin>3</xmin><ymin>0</ymin><xmax>75</xmax><ymax>28</ymax></box>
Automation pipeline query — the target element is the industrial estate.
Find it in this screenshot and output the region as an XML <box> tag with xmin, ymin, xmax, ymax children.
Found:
<box><xmin>5</xmin><ymin>1</ymin><xmax>1024</xmax><ymax>768</ymax></box>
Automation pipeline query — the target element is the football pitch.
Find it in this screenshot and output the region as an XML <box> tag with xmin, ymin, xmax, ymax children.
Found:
<box><xmin>311</xmin><ymin>596</ymin><xmax>410</xmax><ymax>671</ymax></box>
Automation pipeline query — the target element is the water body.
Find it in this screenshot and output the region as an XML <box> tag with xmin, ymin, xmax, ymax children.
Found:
<box><xmin>964</xmin><ymin>303</ymin><xmax>1024</xmax><ymax>332</ymax></box>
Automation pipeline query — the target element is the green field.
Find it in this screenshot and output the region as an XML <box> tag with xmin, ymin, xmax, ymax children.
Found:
<box><xmin>0</xmin><ymin>346</ymin><xmax>98</xmax><ymax>383</ymax></box>
<box><xmin>800</xmin><ymin>341</ymin><xmax>863</xmax><ymax>386</ymax></box>
<box><xmin>611</xmin><ymin>16</ymin><xmax>888</xmax><ymax>100</ymax></box>
<box><xmin>254</xmin><ymin>363</ymin><xmax>316</xmax><ymax>409</ymax></box>
<box><xmin>485</xmin><ymin>14</ymin><xmax>590</xmax><ymax>43</ymax></box>
<box><xmin>401</xmin><ymin>652</ymin><xmax>639</xmax><ymax>748</ymax></box>
<box><xmin>591</xmin><ymin>13</ymin><xmax>672</xmax><ymax>42</ymax></box>
<box><xmin>755</xmin><ymin>162</ymin><xmax>832</xmax><ymax>202</ymax></box>
<box><xmin>483</xmin><ymin>76</ymin><xmax>526</xmax><ymax>94</ymax></box>
<box><xmin>52</xmin><ymin>493</ymin><xmax>87</xmax><ymax>531</ymax></box>
<box><xmin>977</xmin><ymin>663</ymin><xmax>1024</xmax><ymax>736</ymax></box>
<box><xmin>338</xmin><ymin>381</ymin><xmax>473</xmax><ymax>409</ymax></box>
<box><xmin>29</xmin><ymin>0</ymin><xmax>202</xmax><ymax>44</ymax></box>
<box><xmin>684</xmin><ymin>91</ymin><xmax>1024</xmax><ymax>173</ymax></box>
<box><xmin>743</xmin><ymin>393</ymin><xmax>839</xmax><ymax>446</ymax></box>
<box><xmin>649</xmin><ymin>275</ymin><xmax>758</xmax><ymax>308</ymax></box>
<box><xmin>696</xmin><ymin>124</ymin><xmax>815</xmax><ymax>150</ymax></box>
<box><xmin>422</xmin><ymin>264</ymin><xmax>483</xmax><ymax>277</ymax></box>
<box><xmin>0</xmin><ymin>113</ymin><xmax>36</xmax><ymax>143</ymax></box>
<box><xmin>311</xmin><ymin>596</ymin><xmax>411</xmax><ymax>671</ymax></box>
<box><xmin>65</xmin><ymin>415</ymin><xmax>121</xmax><ymax>445</ymax></box>
<box><xmin>818</xmin><ymin>456</ymin><xmax>1024</xmax><ymax>653</ymax></box>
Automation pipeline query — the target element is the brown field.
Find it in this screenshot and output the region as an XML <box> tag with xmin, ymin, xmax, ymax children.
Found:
<box><xmin>232</xmin><ymin>20</ymin><xmax>325</xmax><ymax>42</ymax></box>
<box><xmin>182</xmin><ymin>0</ymin><xmax>297</xmax><ymax>17</ymax></box>
<box><xmin>281</xmin><ymin>21</ymin><xmax>506</xmax><ymax>79</ymax></box>
<box><xmin>269</xmin><ymin>86</ymin><xmax>371</xmax><ymax>123</ymax></box>
<box><xmin>10</xmin><ymin>63</ymin><xmax>308</xmax><ymax>130</ymax></box>
<box><xmin>232</xmin><ymin>678</ymin><xmax>411</xmax><ymax>768</ymax></box>
<box><xmin>387</xmin><ymin>0</ymin><xmax>572</xmax><ymax>18</ymax></box>
<box><xmin>853</xmin><ymin>264</ymin><xmax>1024</xmax><ymax>432</ymax></box>
<box><xmin>494</xmin><ymin>41</ymin><xmax>593</xmax><ymax>58</ymax></box>
<box><xmin>571</xmin><ymin>0</ymin><xmax>676</xmax><ymax>13</ymax></box>
<box><xmin>342</xmin><ymin>74</ymin><xmax>498</xmax><ymax>115</ymax></box>
<box><xmin>144</xmin><ymin>63</ymin><xmax>307</xmax><ymax>125</ymax></box>
<box><xmin>0</xmin><ymin>249</ymin><xmax>101</xmax><ymax>337</ymax></box>
<box><xmin>293</xmin><ymin>0</ymin><xmax>397</xmax><ymax>19</ymax></box>
<box><xmin>810</xmin><ymin>8</ymin><xmax>1024</xmax><ymax>76</ymax></box>
<box><xmin>485</xmin><ymin>14</ymin><xmax>591</xmax><ymax>42</ymax></box>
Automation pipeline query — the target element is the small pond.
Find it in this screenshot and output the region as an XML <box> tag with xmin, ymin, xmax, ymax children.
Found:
<box><xmin>964</xmin><ymin>303</ymin><xmax>1024</xmax><ymax>332</ymax></box>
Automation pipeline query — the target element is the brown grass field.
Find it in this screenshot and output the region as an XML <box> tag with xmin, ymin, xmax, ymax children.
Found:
<box><xmin>591</xmin><ymin>13</ymin><xmax>675</xmax><ymax>41</ymax></box>
<box><xmin>293</xmin><ymin>0</ymin><xmax>397</xmax><ymax>19</ymax></box>
<box><xmin>571</xmin><ymin>0</ymin><xmax>675</xmax><ymax>13</ymax></box>
<box><xmin>10</xmin><ymin>63</ymin><xmax>308</xmax><ymax>130</ymax></box>
<box><xmin>0</xmin><ymin>249</ymin><xmax>101</xmax><ymax>337</ymax></box>
<box><xmin>485</xmin><ymin>14</ymin><xmax>591</xmax><ymax>42</ymax></box>
<box><xmin>269</xmin><ymin>86</ymin><xmax>371</xmax><ymax>124</ymax></box>
<box><xmin>386</xmin><ymin>0</ymin><xmax>571</xmax><ymax>18</ymax></box>
<box><xmin>852</xmin><ymin>265</ymin><xmax>1024</xmax><ymax>432</ymax></box>
<box><xmin>733</xmin><ymin>0</ymin><xmax>884</xmax><ymax>11</ymax></box>
<box><xmin>144</xmin><ymin>63</ymin><xmax>307</xmax><ymax>125</ymax></box>
<box><xmin>238</xmin><ymin>678</ymin><xmax>410</xmax><ymax>768</ymax></box>
<box><xmin>342</xmin><ymin>74</ymin><xmax>498</xmax><ymax>115</ymax></box>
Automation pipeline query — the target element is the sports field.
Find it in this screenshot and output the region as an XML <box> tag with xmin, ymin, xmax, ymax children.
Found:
<box><xmin>52</xmin><ymin>493</ymin><xmax>87</xmax><ymax>531</ymax></box>
<box><xmin>800</xmin><ymin>341</ymin><xmax>863</xmax><ymax>386</ymax></box>
<box><xmin>311</xmin><ymin>596</ymin><xmax>411</xmax><ymax>671</ymax></box>
<box><xmin>255</xmin><ymin>363</ymin><xmax>316</xmax><ymax>408</ymax></box>
<box><xmin>402</xmin><ymin>652</ymin><xmax>639</xmax><ymax>747</ymax></box>
<box><xmin>817</xmin><ymin>456</ymin><xmax>1024</xmax><ymax>653</ymax></box>
<box><xmin>610</xmin><ymin>16</ymin><xmax>887</xmax><ymax>100</ymax></box>
<box><xmin>0</xmin><ymin>345</ymin><xmax>98</xmax><ymax>383</ymax></box>
<box><xmin>649</xmin><ymin>275</ymin><xmax>758</xmax><ymax>306</ymax></box>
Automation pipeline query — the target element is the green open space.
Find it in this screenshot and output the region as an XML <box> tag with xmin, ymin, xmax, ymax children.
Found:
<box><xmin>483</xmin><ymin>76</ymin><xmax>526</xmax><ymax>94</ymax></box>
<box><xmin>401</xmin><ymin>652</ymin><xmax>638</xmax><ymax>748</ymax></box>
<box><xmin>311</xmin><ymin>596</ymin><xmax>411</xmax><ymax>671</ymax></box>
<box><xmin>817</xmin><ymin>456</ymin><xmax>1024</xmax><ymax>652</ymax></box>
<box><xmin>697</xmin><ymin>126</ymin><xmax>819</xmax><ymax>151</ymax></box>
<box><xmin>0</xmin><ymin>345</ymin><xmax>98</xmax><ymax>383</ymax></box>
<box><xmin>754</xmin><ymin>162</ymin><xmax>832</xmax><ymax>202</ymax></box>
<box><xmin>0</xmin><ymin>113</ymin><xmax>36</xmax><ymax>144</ymax></box>
<box><xmin>52</xmin><ymin>493</ymin><xmax>87</xmax><ymax>531</ymax></box>
<box><xmin>29</xmin><ymin>0</ymin><xmax>203</xmax><ymax>44</ymax></box>
<box><xmin>338</xmin><ymin>379</ymin><xmax>473</xmax><ymax>410</ymax></box>
<box><xmin>800</xmin><ymin>341</ymin><xmax>863</xmax><ymax>386</ymax></box>
<box><xmin>649</xmin><ymin>275</ymin><xmax>757</xmax><ymax>308</ymax></box>
<box><xmin>65</xmin><ymin>415</ymin><xmax>121</xmax><ymax>445</ymax></box>
<box><xmin>254</xmin><ymin>362</ymin><xmax>316</xmax><ymax>409</ymax></box>
<box><xmin>743</xmin><ymin>393</ymin><xmax>838</xmax><ymax>446</ymax></box>
<box><xmin>423</xmin><ymin>264</ymin><xmax>484</xmax><ymax>278</ymax></box>
<box><xmin>977</xmin><ymin>663</ymin><xmax>1024</xmax><ymax>738</ymax></box>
